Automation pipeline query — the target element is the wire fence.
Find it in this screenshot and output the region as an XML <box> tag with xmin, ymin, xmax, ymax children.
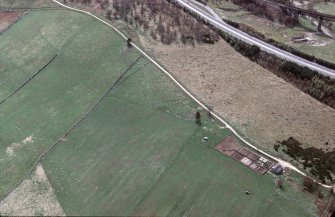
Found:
<box><xmin>0</xmin><ymin>54</ymin><xmax>58</xmax><ymax>106</ymax></box>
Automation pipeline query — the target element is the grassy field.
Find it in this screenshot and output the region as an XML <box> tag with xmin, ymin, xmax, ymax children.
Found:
<box><xmin>38</xmin><ymin>17</ymin><xmax>321</xmax><ymax>216</ymax></box>
<box><xmin>314</xmin><ymin>2</ymin><xmax>335</xmax><ymax>15</ymax></box>
<box><xmin>41</xmin><ymin>53</ymin><xmax>321</xmax><ymax>216</ymax></box>
<box><xmin>210</xmin><ymin>1</ymin><xmax>335</xmax><ymax>64</ymax></box>
<box><xmin>0</xmin><ymin>4</ymin><xmax>327</xmax><ymax>217</ymax></box>
<box><xmin>0</xmin><ymin>9</ymin><xmax>140</xmax><ymax>197</ymax></box>
<box><xmin>41</xmin><ymin>56</ymin><xmax>199</xmax><ymax>215</ymax></box>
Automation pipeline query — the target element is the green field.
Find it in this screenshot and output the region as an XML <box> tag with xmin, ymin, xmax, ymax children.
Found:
<box><xmin>41</xmin><ymin>45</ymin><xmax>320</xmax><ymax>216</ymax></box>
<box><xmin>0</xmin><ymin>5</ymin><xmax>326</xmax><ymax>217</ymax></box>
<box><xmin>314</xmin><ymin>2</ymin><xmax>335</xmax><ymax>16</ymax></box>
<box><xmin>0</xmin><ymin>9</ymin><xmax>140</xmax><ymax>196</ymax></box>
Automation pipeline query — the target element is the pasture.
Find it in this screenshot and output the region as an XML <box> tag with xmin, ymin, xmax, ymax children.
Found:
<box><xmin>0</xmin><ymin>5</ymin><xmax>325</xmax><ymax>217</ymax></box>
<box><xmin>0</xmin><ymin>12</ymin><xmax>23</xmax><ymax>33</ymax></box>
<box><xmin>0</xmin><ymin>9</ymin><xmax>139</xmax><ymax>197</ymax></box>
<box><xmin>314</xmin><ymin>2</ymin><xmax>335</xmax><ymax>16</ymax></box>
<box><xmin>42</xmin><ymin>55</ymin><xmax>320</xmax><ymax>215</ymax></box>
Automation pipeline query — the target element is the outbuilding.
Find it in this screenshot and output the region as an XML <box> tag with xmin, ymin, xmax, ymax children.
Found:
<box><xmin>271</xmin><ymin>164</ymin><xmax>284</xmax><ymax>175</ymax></box>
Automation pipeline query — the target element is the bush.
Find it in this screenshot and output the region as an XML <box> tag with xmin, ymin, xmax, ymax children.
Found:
<box><xmin>273</xmin><ymin>144</ymin><xmax>280</xmax><ymax>152</ymax></box>
<box><xmin>303</xmin><ymin>176</ymin><xmax>318</xmax><ymax>192</ymax></box>
<box><xmin>280</xmin><ymin>62</ymin><xmax>316</xmax><ymax>80</ymax></box>
<box><xmin>279</xmin><ymin>137</ymin><xmax>335</xmax><ymax>183</ymax></box>
<box><xmin>195</xmin><ymin>111</ymin><xmax>201</xmax><ymax>125</ymax></box>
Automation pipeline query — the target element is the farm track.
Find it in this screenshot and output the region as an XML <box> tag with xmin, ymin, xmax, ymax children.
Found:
<box><xmin>49</xmin><ymin>0</ymin><xmax>332</xmax><ymax>189</ymax></box>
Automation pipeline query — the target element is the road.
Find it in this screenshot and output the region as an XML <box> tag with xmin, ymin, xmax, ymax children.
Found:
<box><xmin>50</xmin><ymin>0</ymin><xmax>333</xmax><ymax>189</ymax></box>
<box><xmin>175</xmin><ymin>0</ymin><xmax>335</xmax><ymax>79</ymax></box>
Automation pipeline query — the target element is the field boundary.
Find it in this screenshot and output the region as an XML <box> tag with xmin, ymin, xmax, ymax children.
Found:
<box><xmin>40</xmin><ymin>54</ymin><xmax>143</xmax><ymax>155</ymax></box>
<box><xmin>0</xmin><ymin>11</ymin><xmax>30</xmax><ymax>35</ymax></box>
<box><xmin>0</xmin><ymin>55</ymin><xmax>142</xmax><ymax>201</ymax></box>
<box><xmin>0</xmin><ymin>54</ymin><xmax>58</xmax><ymax>106</ymax></box>
<box><xmin>49</xmin><ymin>0</ymin><xmax>332</xmax><ymax>189</ymax></box>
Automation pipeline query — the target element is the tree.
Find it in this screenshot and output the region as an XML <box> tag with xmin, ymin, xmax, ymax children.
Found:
<box><xmin>127</xmin><ymin>38</ymin><xmax>132</xmax><ymax>47</ymax></box>
<box><xmin>150</xmin><ymin>30</ymin><xmax>157</xmax><ymax>40</ymax></box>
<box><xmin>106</xmin><ymin>10</ymin><xmax>112</xmax><ymax>20</ymax></box>
<box><xmin>303</xmin><ymin>176</ymin><xmax>318</xmax><ymax>192</ymax></box>
<box><xmin>195</xmin><ymin>111</ymin><xmax>201</xmax><ymax>125</ymax></box>
<box><xmin>276</xmin><ymin>178</ymin><xmax>283</xmax><ymax>189</ymax></box>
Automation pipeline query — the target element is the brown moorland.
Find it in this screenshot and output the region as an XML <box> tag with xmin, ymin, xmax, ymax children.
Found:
<box><xmin>140</xmin><ymin>37</ymin><xmax>335</xmax><ymax>154</ymax></box>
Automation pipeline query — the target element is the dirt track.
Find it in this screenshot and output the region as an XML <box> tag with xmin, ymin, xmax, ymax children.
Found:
<box><xmin>141</xmin><ymin>37</ymin><xmax>335</xmax><ymax>153</ymax></box>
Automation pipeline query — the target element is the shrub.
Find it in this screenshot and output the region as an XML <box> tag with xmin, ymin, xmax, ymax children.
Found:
<box><xmin>195</xmin><ymin>111</ymin><xmax>201</xmax><ymax>125</ymax></box>
<box><xmin>303</xmin><ymin>176</ymin><xmax>318</xmax><ymax>192</ymax></box>
<box><xmin>280</xmin><ymin>137</ymin><xmax>335</xmax><ymax>183</ymax></box>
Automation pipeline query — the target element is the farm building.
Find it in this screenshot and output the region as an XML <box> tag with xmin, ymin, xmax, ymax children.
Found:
<box><xmin>271</xmin><ymin>164</ymin><xmax>284</xmax><ymax>175</ymax></box>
